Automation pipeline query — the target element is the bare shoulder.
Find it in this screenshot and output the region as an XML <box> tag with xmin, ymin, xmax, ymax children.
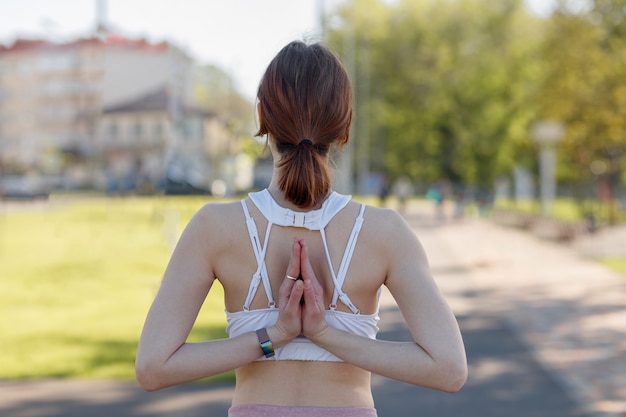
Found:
<box><xmin>360</xmin><ymin>204</ymin><xmax>416</xmax><ymax>244</ymax></box>
<box><xmin>361</xmin><ymin>204</ymin><xmax>405</xmax><ymax>226</ymax></box>
<box><xmin>190</xmin><ymin>200</ymin><xmax>244</xmax><ymax>232</ymax></box>
<box><xmin>197</xmin><ymin>199</ymin><xmax>242</xmax><ymax>215</ymax></box>
<box><xmin>359</xmin><ymin>204</ymin><xmax>429</xmax><ymax>283</ymax></box>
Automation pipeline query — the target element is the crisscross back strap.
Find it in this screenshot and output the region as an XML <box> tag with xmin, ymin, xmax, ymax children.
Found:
<box><xmin>241</xmin><ymin>200</ymin><xmax>276</xmax><ymax>310</ymax></box>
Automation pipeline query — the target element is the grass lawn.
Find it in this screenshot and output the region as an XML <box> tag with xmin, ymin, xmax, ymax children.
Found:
<box><xmin>601</xmin><ymin>258</ymin><xmax>626</xmax><ymax>277</ymax></box>
<box><xmin>0</xmin><ymin>195</ymin><xmax>232</xmax><ymax>381</ymax></box>
<box><xmin>495</xmin><ymin>197</ymin><xmax>626</xmax><ymax>224</ymax></box>
<box><xmin>2</xmin><ymin>194</ymin><xmax>621</xmax><ymax>383</ymax></box>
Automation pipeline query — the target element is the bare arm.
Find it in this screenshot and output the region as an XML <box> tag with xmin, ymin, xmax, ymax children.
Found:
<box><xmin>135</xmin><ymin>205</ymin><xmax>304</xmax><ymax>391</ymax></box>
<box><xmin>301</xmin><ymin>211</ymin><xmax>467</xmax><ymax>392</ymax></box>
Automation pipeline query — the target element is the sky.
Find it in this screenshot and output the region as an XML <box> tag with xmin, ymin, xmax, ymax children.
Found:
<box><xmin>0</xmin><ymin>0</ymin><xmax>550</xmax><ymax>101</ymax></box>
<box><xmin>0</xmin><ymin>0</ymin><xmax>328</xmax><ymax>100</ymax></box>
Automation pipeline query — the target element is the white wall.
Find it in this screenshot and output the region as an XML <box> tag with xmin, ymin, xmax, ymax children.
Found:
<box><xmin>102</xmin><ymin>48</ymin><xmax>169</xmax><ymax>107</ymax></box>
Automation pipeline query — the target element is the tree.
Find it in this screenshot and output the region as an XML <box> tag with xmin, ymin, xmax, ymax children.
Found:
<box><xmin>538</xmin><ymin>0</ymin><xmax>626</xmax><ymax>219</ymax></box>
<box><xmin>193</xmin><ymin>64</ymin><xmax>255</xmax><ymax>136</ymax></box>
<box><xmin>328</xmin><ymin>0</ymin><xmax>542</xmax><ymax>193</ymax></box>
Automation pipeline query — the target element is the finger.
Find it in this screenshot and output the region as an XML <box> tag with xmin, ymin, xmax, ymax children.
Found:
<box><xmin>276</xmin><ymin>279</ymin><xmax>304</xmax><ymax>339</ymax></box>
<box><xmin>287</xmin><ymin>280</ymin><xmax>304</xmax><ymax>309</ymax></box>
<box><xmin>280</xmin><ymin>238</ymin><xmax>301</xmax><ymax>286</ymax></box>
<box><xmin>279</xmin><ymin>238</ymin><xmax>303</xmax><ymax>304</ymax></box>
<box><xmin>299</xmin><ymin>240</ymin><xmax>321</xmax><ymax>290</ymax></box>
<box><xmin>286</xmin><ymin>237</ymin><xmax>301</xmax><ymax>280</ymax></box>
<box><xmin>299</xmin><ymin>240</ymin><xmax>324</xmax><ymax>310</ymax></box>
<box><xmin>298</xmin><ymin>239</ymin><xmax>312</xmax><ymax>277</ymax></box>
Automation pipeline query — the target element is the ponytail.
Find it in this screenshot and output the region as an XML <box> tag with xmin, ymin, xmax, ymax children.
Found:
<box><xmin>256</xmin><ymin>41</ymin><xmax>352</xmax><ymax>208</ymax></box>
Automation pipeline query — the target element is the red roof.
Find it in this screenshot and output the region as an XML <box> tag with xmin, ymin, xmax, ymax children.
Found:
<box><xmin>104</xmin><ymin>35</ymin><xmax>168</xmax><ymax>51</ymax></box>
<box><xmin>0</xmin><ymin>34</ymin><xmax>169</xmax><ymax>55</ymax></box>
<box><xmin>2</xmin><ymin>39</ymin><xmax>49</xmax><ymax>52</ymax></box>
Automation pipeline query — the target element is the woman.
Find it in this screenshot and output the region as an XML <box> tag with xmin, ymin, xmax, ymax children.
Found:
<box><xmin>136</xmin><ymin>40</ymin><xmax>467</xmax><ymax>417</ymax></box>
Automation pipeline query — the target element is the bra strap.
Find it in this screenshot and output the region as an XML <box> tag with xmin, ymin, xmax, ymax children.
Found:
<box><xmin>323</xmin><ymin>204</ymin><xmax>366</xmax><ymax>314</ymax></box>
<box><xmin>241</xmin><ymin>200</ymin><xmax>276</xmax><ymax>310</ymax></box>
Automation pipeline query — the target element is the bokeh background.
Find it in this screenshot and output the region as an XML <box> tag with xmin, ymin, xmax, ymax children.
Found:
<box><xmin>0</xmin><ymin>0</ymin><xmax>624</xmax><ymax>415</ymax></box>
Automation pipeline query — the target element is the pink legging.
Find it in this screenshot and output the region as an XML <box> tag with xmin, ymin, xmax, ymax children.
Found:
<box><xmin>228</xmin><ymin>404</ymin><xmax>378</xmax><ymax>417</ymax></box>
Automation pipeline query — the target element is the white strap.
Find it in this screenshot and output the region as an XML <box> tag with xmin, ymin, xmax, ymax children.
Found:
<box><xmin>336</xmin><ymin>204</ymin><xmax>365</xmax><ymax>287</ymax></box>
<box><xmin>241</xmin><ymin>201</ymin><xmax>276</xmax><ymax>310</ymax></box>
<box><xmin>248</xmin><ymin>189</ymin><xmax>351</xmax><ymax>230</ymax></box>
<box><xmin>323</xmin><ymin>204</ymin><xmax>366</xmax><ymax>314</ymax></box>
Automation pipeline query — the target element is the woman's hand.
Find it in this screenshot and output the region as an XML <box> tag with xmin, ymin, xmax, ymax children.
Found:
<box><xmin>297</xmin><ymin>239</ymin><xmax>330</xmax><ymax>341</ymax></box>
<box><xmin>273</xmin><ymin>238</ymin><xmax>305</xmax><ymax>341</ymax></box>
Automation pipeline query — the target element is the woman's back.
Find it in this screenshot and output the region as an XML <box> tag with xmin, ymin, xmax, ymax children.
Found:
<box><xmin>203</xmin><ymin>194</ymin><xmax>400</xmax><ymax>406</ymax></box>
<box><xmin>214</xmin><ymin>196</ymin><xmax>388</xmax><ymax>314</ymax></box>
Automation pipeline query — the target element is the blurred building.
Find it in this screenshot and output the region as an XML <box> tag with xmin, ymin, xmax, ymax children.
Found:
<box><xmin>0</xmin><ymin>34</ymin><xmax>241</xmax><ymax>194</ymax></box>
<box><xmin>99</xmin><ymin>85</ymin><xmax>236</xmax><ymax>194</ymax></box>
<box><xmin>0</xmin><ymin>38</ymin><xmax>102</xmax><ymax>178</ymax></box>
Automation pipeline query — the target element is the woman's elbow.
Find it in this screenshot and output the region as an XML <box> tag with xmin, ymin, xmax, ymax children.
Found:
<box><xmin>135</xmin><ymin>358</ymin><xmax>166</xmax><ymax>392</ymax></box>
<box><xmin>441</xmin><ymin>358</ymin><xmax>468</xmax><ymax>393</ymax></box>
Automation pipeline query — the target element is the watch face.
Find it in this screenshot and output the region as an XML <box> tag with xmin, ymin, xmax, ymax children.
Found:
<box><xmin>261</xmin><ymin>341</ymin><xmax>275</xmax><ymax>357</ymax></box>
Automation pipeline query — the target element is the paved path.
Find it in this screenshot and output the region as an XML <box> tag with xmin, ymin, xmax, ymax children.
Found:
<box><xmin>414</xmin><ymin>204</ymin><xmax>626</xmax><ymax>417</ymax></box>
<box><xmin>1</xmin><ymin>201</ymin><xmax>624</xmax><ymax>416</ymax></box>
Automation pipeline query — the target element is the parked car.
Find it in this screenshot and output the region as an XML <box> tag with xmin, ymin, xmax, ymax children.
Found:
<box><xmin>0</xmin><ymin>175</ymin><xmax>50</xmax><ymax>200</ymax></box>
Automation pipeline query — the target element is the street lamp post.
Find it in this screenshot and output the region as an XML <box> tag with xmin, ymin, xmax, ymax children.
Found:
<box><xmin>531</xmin><ymin>120</ymin><xmax>565</xmax><ymax>216</ymax></box>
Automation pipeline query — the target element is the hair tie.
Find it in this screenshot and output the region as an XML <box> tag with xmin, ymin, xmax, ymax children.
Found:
<box><xmin>299</xmin><ymin>139</ymin><xmax>313</xmax><ymax>146</ymax></box>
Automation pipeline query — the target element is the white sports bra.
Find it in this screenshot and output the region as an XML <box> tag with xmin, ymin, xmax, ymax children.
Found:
<box><xmin>225</xmin><ymin>189</ymin><xmax>380</xmax><ymax>361</ymax></box>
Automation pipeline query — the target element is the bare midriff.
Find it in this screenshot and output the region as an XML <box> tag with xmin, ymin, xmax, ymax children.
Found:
<box><xmin>231</xmin><ymin>361</ymin><xmax>374</xmax><ymax>407</ymax></box>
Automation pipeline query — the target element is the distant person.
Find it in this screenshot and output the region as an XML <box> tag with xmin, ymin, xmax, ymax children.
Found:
<box><xmin>377</xmin><ymin>173</ymin><xmax>391</xmax><ymax>207</ymax></box>
<box><xmin>136</xmin><ymin>40</ymin><xmax>467</xmax><ymax>417</ymax></box>
<box><xmin>393</xmin><ymin>176</ymin><xmax>413</xmax><ymax>213</ymax></box>
<box><xmin>453</xmin><ymin>188</ymin><xmax>466</xmax><ymax>219</ymax></box>
<box><xmin>426</xmin><ymin>182</ymin><xmax>446</xmax><ymax>221</ymax></box>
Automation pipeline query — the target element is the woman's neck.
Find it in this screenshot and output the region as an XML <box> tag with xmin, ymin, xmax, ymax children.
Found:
<box><xmin>266</xmin><ymin>183</ymin><xmax>326</xmax><ymax>211</ymax></box>
<box><xmin>266</xmin><ymin>184</ymin><xmax>297</xmax><ymax>210</ymax></box>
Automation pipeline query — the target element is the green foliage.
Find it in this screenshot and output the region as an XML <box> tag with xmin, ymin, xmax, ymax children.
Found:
<box><xmin>0</xmin><ymin>196</ymin><xmax>232</xmax><ymax>381</ymax></box>
<box><xmin>601</xmin><ymin>258</ymin><xmax>626</xmax><ymax>277</ymax></box>
<box><xmin>495</xmin><ymin>197</ymin><xmax>582</xmax><ymax>221</ymax></box>
<box><xmin>193</xmin><ymin>64</ymin><xmax>255</xmax><ymax>135</ymax></box>
<box><xmin>538</xmin><ymin>0</ymin><xmax>626</xmax><ymax>207</ymax></box>
<box><xmin>241</xmin><ymin>135</ymin><xmax>268</xmax><ymax>161</ymax></box>
<box><xmin>328</xmin><ymin>0</ymin><xmax>543</xmax><ymax>189</ymax></box>
<box><xmin>325</xmin><ymin>0</ymin><xmax>625</xmax><ymax>199</ymax></box>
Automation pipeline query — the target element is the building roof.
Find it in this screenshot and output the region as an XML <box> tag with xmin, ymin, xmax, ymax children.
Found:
<box><xmin>104</xmin><ymin>35</ymin><xmax>168</xmax><ymax>52</ymax></box>
<box><xmin>1</xmin><ymin>39</ymin><xmax>49</xmax><ymax>52</ymax></box>
<box><xmin>0</xmin><ymin>34</ymin><xmax>169</xmax><ymax>55</ymax></box>
<box><xmin>104</xmin><ymin>87</ymin><xmax>170</xmax><ymax>113</ymax></box>
<box><xmin>104</xmin><ymin>85</ymin><xmax>215</xmax><ymax>117</ymax></box>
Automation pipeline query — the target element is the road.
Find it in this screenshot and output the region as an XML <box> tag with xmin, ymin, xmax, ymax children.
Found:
<box><xmin>0</xmin><ymin>202</ymin><xmax>593</xmax><ymax>417</ymax></box>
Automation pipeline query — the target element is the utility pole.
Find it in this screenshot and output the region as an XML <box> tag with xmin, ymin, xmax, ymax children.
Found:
<box><xmin>334</xmin><ymin>10</ymin><xmax>355</xmax><ymax>194</ymax></box>
<box><xmin>316</xmin><ymin>0</ymin><xmax>326</xmax><ymax>41</ymax></box>
<box><xmin>356</xmin><ymin>38</ymin><xmax>370</xmax><ymax>195</ymax></box>
<box><xmin>531</xmin><ymin>120</ymin><xmax>565</xmax><ymax>217</ymax></box>
<box><xmin>96</xmin><ymin>0</ymin><xmax>108</xmax><ymax>38</ymax></box>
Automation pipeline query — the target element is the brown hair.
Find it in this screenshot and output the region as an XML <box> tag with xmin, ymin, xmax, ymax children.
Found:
<box><xmin>255</xmin><ymin>41</ymin><xmax>353</xmax><ymax>208</ymax></box>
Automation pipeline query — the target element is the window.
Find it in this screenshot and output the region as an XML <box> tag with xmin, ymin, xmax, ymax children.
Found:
<box><xmin>108</xmin><ymin>122</ymin><xmax>118</xmax><ymax>140</ymax></box>
<box><xmin>18</xmin><ymin>60</ymin><xmax>33</xmax><ymax>75</ymax></box>
<box><xmin>132</xmin><ymin>121</ymin><xmax>143</xmax><ymax>139</ymax></box>
<box><xmin>153</xmin><ymin>122</ymin><xmax>163</xmax><ymax>139</ymax></box>
<box><xmin>0</xmin><ymin>61</ymin><xmax>10</xmax><ymax>76</ymax></box>
<box><xmin>38</xmin><ymin>106</ymin><xmax>77</xmax><ymax>122</ymax></box>
<box><xmin>38</xmin><ymin>52</ymin><xmax>77</xmax><ymax>73</ymax></box>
